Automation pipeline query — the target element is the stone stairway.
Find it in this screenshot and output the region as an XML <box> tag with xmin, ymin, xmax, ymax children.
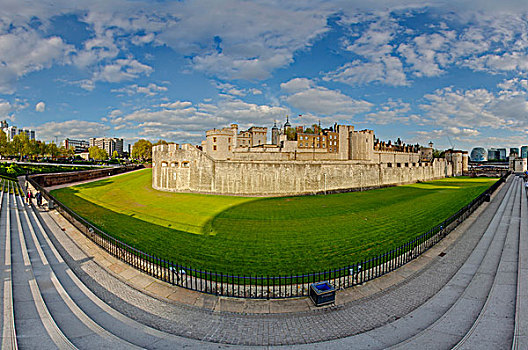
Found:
<box><xmin>0</xmin><ymin>175</ymin><xmax>527</xmax><ymax>349</ymax></box>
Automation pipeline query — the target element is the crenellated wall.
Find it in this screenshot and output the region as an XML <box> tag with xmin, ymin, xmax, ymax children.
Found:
<box><xmin>152</xmin><ymin>144</ymin><xmax>452</xmax><ymax>196</ymax></box>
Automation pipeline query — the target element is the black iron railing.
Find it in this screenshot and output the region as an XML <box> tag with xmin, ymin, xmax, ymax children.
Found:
<box><xmin>28</xmin><ymin>173</ymin><xmax>508</xmax><ymax>299</ymax></box>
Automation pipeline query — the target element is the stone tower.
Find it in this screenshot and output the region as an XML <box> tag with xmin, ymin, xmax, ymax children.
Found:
<box><xmin>271</xmin><ymin>121</ymin><xmax>279</xmax><ymax>145</ymax></box>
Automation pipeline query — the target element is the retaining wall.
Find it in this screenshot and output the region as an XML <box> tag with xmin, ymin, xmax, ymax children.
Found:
<box><xmin>153</xmin><ymin>144</ymin><xmax>452</xmax><ymax>196</ymax></box>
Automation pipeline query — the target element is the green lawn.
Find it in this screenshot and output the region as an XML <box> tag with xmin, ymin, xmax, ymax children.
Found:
<box><xmin>51</xmin><ymin>169</ymin><xmax>497</xmax><ymax>276</ymax></box>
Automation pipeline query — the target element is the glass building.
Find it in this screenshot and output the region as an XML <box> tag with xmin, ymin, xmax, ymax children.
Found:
<box><xmin>470</xmin><ymin>147</ymin><xmax>487</xmax><ymax>162</ymax></box>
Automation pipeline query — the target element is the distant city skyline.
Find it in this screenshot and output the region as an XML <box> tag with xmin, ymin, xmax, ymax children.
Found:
<box><xmin>2</xmin><ymin>1</ymin><xmax>528</xmax><ymax>150</ymax></box>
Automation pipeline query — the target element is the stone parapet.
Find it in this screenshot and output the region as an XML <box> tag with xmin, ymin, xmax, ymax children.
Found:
<box><xmin>152</xmin><ymin>144</ymin><xmax>452</xmax><ymax>196</ymax></box>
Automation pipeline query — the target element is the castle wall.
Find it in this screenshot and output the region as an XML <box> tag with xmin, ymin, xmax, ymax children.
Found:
<box><xmin>153</xmin><ymin>144</ymin><xmax>452</xmax><ymax>196</ymax></box>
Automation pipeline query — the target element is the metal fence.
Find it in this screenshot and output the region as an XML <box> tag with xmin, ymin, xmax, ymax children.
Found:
<box><xmin>28</xmin><ymin>173</ymin><xmax>507</xmax><ymax>299</ymax></box>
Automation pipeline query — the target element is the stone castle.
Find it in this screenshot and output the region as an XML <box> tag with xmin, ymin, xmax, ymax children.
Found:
<box><xmin>152</xmin><ymin>120</ymin><xmax>468</xmax><ymax>196</ymax></box>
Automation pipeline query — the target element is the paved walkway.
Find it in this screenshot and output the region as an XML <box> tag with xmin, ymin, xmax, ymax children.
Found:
<box><xmin>1</xmin><ymin>174</ymin><xmax>524</xmax><ymax>348</ymax></box>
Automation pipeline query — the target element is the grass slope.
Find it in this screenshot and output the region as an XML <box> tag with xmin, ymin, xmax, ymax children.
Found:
<box><xmin>51</xmin><ymin>169</ymin><xmax>497</xmax><ymax>275</ymax></box>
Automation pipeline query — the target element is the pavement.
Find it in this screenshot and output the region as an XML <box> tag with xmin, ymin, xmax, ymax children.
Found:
<box><xmin>37</xmin><ymin>171</ymin><xmax>499</xmax><ymax>315</ymax></box>
<box><xmin>4</xmin><ymin>172</ymin><xmax>522</xmax><ymax>348</ymax></box>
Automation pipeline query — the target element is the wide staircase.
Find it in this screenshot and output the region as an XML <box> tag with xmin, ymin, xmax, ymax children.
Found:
<box><xmin>0</xmin><ymin>175</ymin><xmax>526</xmax><ymax>349</ymax></box>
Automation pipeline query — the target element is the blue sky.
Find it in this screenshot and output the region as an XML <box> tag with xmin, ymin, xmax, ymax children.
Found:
<box><xmin>2</xmin><ymin>0</ymin><xmax>528</xmax><ymax>151</ymax></box>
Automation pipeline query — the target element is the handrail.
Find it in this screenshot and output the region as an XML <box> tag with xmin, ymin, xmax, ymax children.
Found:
<box><xmin>27</xmin><ymin>172</ymin><xmax>509</xmax><ymax>299</ymax></box>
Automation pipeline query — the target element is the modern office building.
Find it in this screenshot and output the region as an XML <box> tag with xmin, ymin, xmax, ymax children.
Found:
<box><xmin>521</xmin><ymin>146</ymin><xmax>528</xmax><ymax>158</ymax></box>
<box><xmin>1</xmin><ymin>121</ymin><xmax>36</xmax><ymax>141</ymax></box>
<box><xmin>89</xmin><ymin>137</ymin><xmax>124</xmax><ymax>157</ymax></box>
<box><xmin>497</xmin><ymin>148</ymin><xmax>507</xmax><ymax>161</ymax></box>
<box><xmin>470</xmin><ymin>147</ymin><xmax>487</xmax><ymax>162</ymax></box>
<box><xmin>63</xmin><ymin>138</ymin><xmax>90</xmax><ymax>153</ymax></box>
<box><xmin>510</xmin><ymin>148</ymin><xmax>520</xmax><ymax>158</ymax></box>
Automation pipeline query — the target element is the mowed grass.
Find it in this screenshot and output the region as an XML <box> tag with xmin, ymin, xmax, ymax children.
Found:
<box><xmin>51</xmin><ymin>169</ymin><xmax>497</xmax><ymax>276</ymax></box>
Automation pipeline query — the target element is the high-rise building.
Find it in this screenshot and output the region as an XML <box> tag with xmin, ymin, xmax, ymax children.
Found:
<box><xmin>521</xmin><ymin>146</ymin><xmax>528</xmax><ymax>158</ymax></box>
<box><xmin>1</xmin><ymin>120</ymin><xmax>36</xmax><ymax>141</ymax></box>
<box><xmin>497</xmin><ymin>148</ymin><xmax>507</xmax><ymax>161</ymax></box>
<box><xmin>488</xmin><ymin>148</ymin><xmax>499</xmax><ymax>161</ymax></box>
<box><xmin>510</xmin><ymin>148</ymin><xmax>520</xmax><ymax>158</ymax></box>
<box><xmin>63</xmin><ymin>138</ymin><xmax>90</xmax><ymax>153</ymax></box>
<box><xmin>470</xmin><ymin>147</ymin><xmax>487</xmax><ymax>162</ymax></box>
<box><xmin>89</xmin><ymin>137</ymin><xmax>124</xmax><ymax>157</ymax></box>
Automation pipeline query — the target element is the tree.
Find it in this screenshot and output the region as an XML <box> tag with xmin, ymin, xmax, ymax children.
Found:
<box><xmin>112</xmin><ymin>150</ymin><xmax>119</xmax><ymax>159</ymax></box>
<box><xmin>285</xmin><ymin>128</ymin><xmax>296</xmax><ymax>141</ymax></box>
<box><xmin>46</xmin><ymin>142</ymin><xmax>60</xmax><ymax>160</ymax></box>
<box><xmin>36</xmin><ymin>141</ymin><xmax>47</xmax><ymax>158</ymax></box>
<box><xmin>10</xmin><ymin>134</ymin><xmax>29</xmax><ymax>160</ymax></box>
<box><xmin>25</xmin><ymin>139</ymin><xmax>40</xmax><ymax>160</ymax></box>
<box><xmin>433</xmin><ymin>149</ymin><xmax>445</xmax><ymax>158</ymax></box>
<box><xmin>131</xmin><ymin>139</ymin><xmax>152</xmax><ymax>161</ymax></box>
<box><xmin>0</xmin><ymin>130</ymin><xmax>7</xmax><ymax>157</ymax></box>
<box><xmin>89</xmin><ymin>146</ymin><xmax>108</xmax><ymax>161</ymax></box>
<box><xmin>152</xmin><ymin>139</ymin><xmax>168</xmax><ymax>146</ymax></box>
<box><xmin>59</xmin><ymin>146</ymin><xmax>74</xmax><ymax>158</ymax></box>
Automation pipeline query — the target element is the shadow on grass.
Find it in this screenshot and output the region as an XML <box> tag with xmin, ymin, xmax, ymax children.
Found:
<box><xmin>74</xmin><ymin>178</ymin><xmax>114</xmax><ymax>189</ymax></box>
<box><xmin>51</xmin><ymin>176</ymin><xmax>498</xmax><ymax>276</ymax></box>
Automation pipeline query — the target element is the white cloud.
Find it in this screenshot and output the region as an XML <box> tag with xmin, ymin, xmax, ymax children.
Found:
<box><xmin>214</xmin><ymin>82</ymin><xmax>263</xmax><ymax>97</ymax></box>
<box><xmin>365</xmin><ymin>100</ymin><xmax>415</xmax><ymax>125</ymax></box>
<box><xmin>112</xmin><ymin>83</ymin><xmax>168</xmax><ymax>96</ymax></box>
<box><xmin>159</xmin><ymin>101</ymin><xmax>193</xmax><ymax>109</ymax></box>
<box><xmin>109</xmin><ymin>109</ymin><xmax>122</xmax><ymax>118</ymax></box>
<box><xmin>280</xmin><ymin>78</ymin><xmax>313</xmax><ymax>93</ymax></box>
<box><xmin>0</xmin><ymin>100</ymin><xmax>13</xmax><ymax>118</ymax></box>
<box><xmin>93</xmin><ymin>58</ymin><xmax>153</xmax><ymax>83</ymax></box>
<box><xmin>158</xmin><ymin>1</ymin><xmax>331</xmax><ymax>80</ymax></box>
<box><xmin>190</xmin><ymin>51</ymin><xmax>294</xmax><ymax>80</ymax></box>
<box><xmin>324</xmin><ymin>14</ymin><xmax>409</xmax><ymax>86</ymax></box>
<box><xmin>397</xmin><ymin>31</ymin><xmax>457</xmax><ymax>78</ymax></box>
<box><xmin>36</xmin><ymin>120</ymin><xmax>111</xmax><ymax>142</ymax></box>
<box><xmin>324</xmin><ymin>57</ymin><xmax>408</xmax><ymax>86</ymax></box>
<box><xmin>280</xmin><ymin>78</ymin><xmax>373</xmax><ymax>116</ymax></box>
<box><xmin>116</xmin><ymin>97</ymin><xmax>289</xmax><ymax>142</ymax></box>
<box><xmin>35</xmin><ymin>101</ymin><xmax>46</xmax><ymax>112</ymax></box>
<box><xmin>0</xmin><ymin>28</ymin><xmax>74</xmax><ymax>94</ymax></box>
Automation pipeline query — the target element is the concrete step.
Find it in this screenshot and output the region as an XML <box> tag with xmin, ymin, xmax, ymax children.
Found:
<box><xmin>387</xmin><ymin>176</ymin><xmax>521</xmax><ymax>349</ymax></box>
<box><xmin>14</xmin><ymin>181</ymin><xmax>143</xmax><ymax>349</ymax></box>
<box><xmin>27</xmin><ymin>187</ymin><xmax>234</xmax><ymax>348</ymax></box>
<box><xmin>451</xmin><ymin>179</ymin><xmax>522</xmax><ymax>349</ymax></box>
<box><xmin>513</xmin><ymin>179</ymin><xmax>528</xmax><ymax>348</ymax></box>
<box><xmin>0</xmin><ymin>180</ymin><xmax>16</xmax><ymax>349</ymax></box>
<box><xmin>10</xmin><ymin>186</ymin><xmax>75</xmax><ymax>349</ymax></box>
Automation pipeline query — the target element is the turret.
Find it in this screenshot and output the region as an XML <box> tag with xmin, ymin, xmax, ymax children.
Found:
<box><xmin>271</xmin><ymin>121</ymin><xmax>279</xmax><ymax>145</ymax></box>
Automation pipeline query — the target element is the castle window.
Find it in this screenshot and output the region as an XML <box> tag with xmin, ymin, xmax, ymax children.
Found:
<box><xmin>171</xmin><ymin>162</ymin><xmax>178</xmax><ymax>167</ymax></box>
<box><xmin>213</xmin><ymin>137</ymin><xmax>217</xmax><ymax>142</ymax></box>
<box><xmin>329</xmin><ymin>148</ymin><xmax>332</xmax><ymax>152</ymax></box>
<box><xmin>323</xmin><ymin>144</ymin><xmax>326</xmax><ymax>148</ymax></box>
<box><xmin>387</xmin><ymin>163</ymin><xmax>392</xmax><ymax>167</ymax></box>
<box><xmin>213</xmin><ymin>145</ymin><xmax>217</xmax><ymax>151</ymax></box>
<box><xmin>161</xmin><ymin>162</ymin><xmax>168</xmax><ymax>167</ymax></box>
<box><xmin>228</xmin><ymin>138</ymin><xmax>231</xmax><ymax>142</ymax></box>
<box><xmin>397</xmin><ymin>163</ymin><xmax>401</xmax><ymax>167</ymax></box>
<box><xmin>182</xmin><ymin>162</ymin><xmax>190</xmax><ymax>168</ymax></box>
<box><xmin>228</xmin><ymin>146</ymin><xmax>231</xmax><ymax>151</ymax></box>
<box><xmin>405</xmin><ymin>163</ymin><xmax>409</xmax><ymax>167</ymax></box>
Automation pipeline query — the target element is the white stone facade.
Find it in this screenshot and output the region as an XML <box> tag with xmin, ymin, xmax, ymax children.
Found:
<box><xmin>152</xmin><ymin>123</ymin><xmax>463</xmax><ymax>196</ymax></box>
